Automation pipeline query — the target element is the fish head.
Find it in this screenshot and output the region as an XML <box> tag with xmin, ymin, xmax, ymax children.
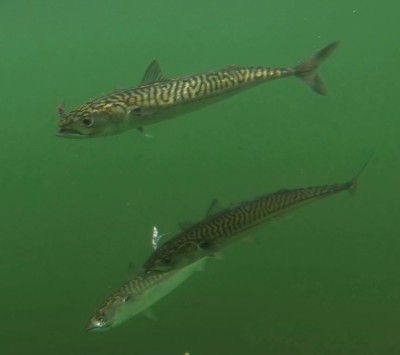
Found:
<box><xmin>57</xmin><ymin>101</ymin><xmax>128</xmax><ymax>138</ymax></box>
<box><xmin>86</xmin><ymin>307</ymin><xmax>113</xmax><ymax>332</ymax></box>
<box><xmin>86</xmin><ymin>294</ymin><xmax>129</xmax><ymax>332</ymax></box>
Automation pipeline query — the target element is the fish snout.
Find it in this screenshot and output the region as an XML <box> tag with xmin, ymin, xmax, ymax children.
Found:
<box><xmin>85</xmin><ymin>308</ymin><xmax>112</xmax><ymax>332</ymax></box>
<box><xmin>86</xmin><ymin>317</ymin><xmax>108</xmax><ymax>332</ymax></box>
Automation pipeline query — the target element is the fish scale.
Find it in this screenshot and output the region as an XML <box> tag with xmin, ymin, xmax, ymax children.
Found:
<box><xmin>102</xmin><ymin>66</ymin><xmax>290</xmax><ymax>108</ymax></box>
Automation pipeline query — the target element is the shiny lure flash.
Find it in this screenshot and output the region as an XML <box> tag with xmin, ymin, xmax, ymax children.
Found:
<box><xmin>152</xmin><ymin>226</ymin><xmax>167</xmax><ymax>250</ymax></box>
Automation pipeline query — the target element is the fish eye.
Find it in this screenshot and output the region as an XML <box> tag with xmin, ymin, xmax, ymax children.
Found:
<box><xmin>82</xmin><ymin>117</ymin><xmax>94</xmax><ymax>127</ymax></box>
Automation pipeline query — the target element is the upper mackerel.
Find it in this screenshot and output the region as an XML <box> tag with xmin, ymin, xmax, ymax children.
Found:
<box><xmin>57</xmin><ymin>42</ymin><xmax>339</xmax><ymax>138</ymax></box>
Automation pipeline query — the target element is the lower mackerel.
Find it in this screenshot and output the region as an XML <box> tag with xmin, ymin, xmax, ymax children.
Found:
<box><xmin>86</xmin><ymin>257</ymin><xmax>208</xmax><ymax>331</ymax></box>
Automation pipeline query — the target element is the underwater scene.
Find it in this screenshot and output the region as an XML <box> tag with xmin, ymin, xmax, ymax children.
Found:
<box><xmin>1</xmin><ymin>0</ymin><xmax>399</xmax><ymax>354</ymax></box>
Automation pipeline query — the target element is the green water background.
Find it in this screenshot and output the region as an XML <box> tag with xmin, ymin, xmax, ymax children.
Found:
<box><xmin>1</xmin><ymin>0</ymin><xmax>399</xmax><ymax>354</ymax></box>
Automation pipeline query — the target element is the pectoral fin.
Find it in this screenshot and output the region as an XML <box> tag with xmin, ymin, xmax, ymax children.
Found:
<box><xmin>144</xmin><ymin>308</ymin><xmax>158</xmax><ymax>321</ymax></box>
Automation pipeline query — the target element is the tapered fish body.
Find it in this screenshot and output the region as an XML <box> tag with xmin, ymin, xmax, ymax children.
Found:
<box><xmin>86</xmin><ymin>257</ymin><xmax>208</xmax><ymax>331</ymax></box>
<box><xmin>143</xmin><ymin>177</ymin><xmax>360</xmax><ymax>274</ymax></box>
<box><xmin>57</xmin><ymin>41</ymin><xmax>339</xmax><ymax>138</ymax></box>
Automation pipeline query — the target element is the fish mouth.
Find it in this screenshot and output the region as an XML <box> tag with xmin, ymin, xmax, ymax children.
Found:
<box><xmin>86</xmin><ymin>319</ymin><xmax>111</xmax><ymax>332</ymax></box>
<box><xmin>57</xmin><ymin>128</ymin><xmax>85</xmax><ymax>138</ymax></box>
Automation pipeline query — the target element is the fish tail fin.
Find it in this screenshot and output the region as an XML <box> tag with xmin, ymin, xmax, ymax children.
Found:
<box><xmin>294</xmin><ymin>41</ymin><xmax>339</xmax><ymax>95</ymax></box>
<box><xmin>347</xmin><ymin>153</ymin><xmax>374</xmax><ymax>195</ymax></box>
<box><xmin>348</xmin><ymin>181</ymin><xmax>358</xmax><ymax>196</ymax></box>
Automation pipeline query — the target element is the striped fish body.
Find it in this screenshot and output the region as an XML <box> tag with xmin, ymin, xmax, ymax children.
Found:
<box><xmin>143</xmin><ymin>180</ymin><xmax>355</xmax><ymax>273</ymax></box>
<box><xmin>57</xmin><ymin>42</ymin><xmax>338</xmax><ymax>138</ymax></box>
<box><xmin>86</xmin><ymin>257</ymin><xmax>208</xmax><ymax>331</ymax></box>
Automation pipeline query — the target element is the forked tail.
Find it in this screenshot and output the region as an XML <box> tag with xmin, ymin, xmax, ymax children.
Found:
<box><xmin>348</xmin><ymin>153</ymin><xmax>373</xmax><ymax>194</ymax></box>
<box><xmin>294</xmin><ymin>41</ymin><xmax>339</xmax><ymax>95</ymax></box>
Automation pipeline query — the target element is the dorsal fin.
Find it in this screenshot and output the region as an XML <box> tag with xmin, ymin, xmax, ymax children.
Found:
<box><xmin>141</xmin><ymin>60</ymin><xmax>167</xmax><ymax>84</ymax></box>
<box><xmin>205</xmin><ymin>198</ymin><xmax>224</xmax><ymax>217</ymax></box>
<box><xmin>178</xmin><ymin>199</ymin><xmax>224</xmax><ymax>231</ymax></box>
<box><xmin>178</xmin><ymin>220</ymin><xmax>195</xmax><ymax>231</ymax></box>
<box><xmin>348</xmin><ymin>152</ymin><xmax>374</xmax><ymax>194</ymax></box>
<box><xmin>127</xmin><ymin>261</ymin><xmax>137</xmax><ymax>275</ymax></box>
<box><xmin>221</xmin><ymin>65</ymin><xmax>238</xmax><ymax>71</ymax></box>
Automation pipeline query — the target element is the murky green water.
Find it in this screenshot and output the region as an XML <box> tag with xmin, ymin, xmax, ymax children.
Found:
<box><xmin>1</xmin><ymin>1</ymin><xmax>399</xmax><ymax>354</ymax></box>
